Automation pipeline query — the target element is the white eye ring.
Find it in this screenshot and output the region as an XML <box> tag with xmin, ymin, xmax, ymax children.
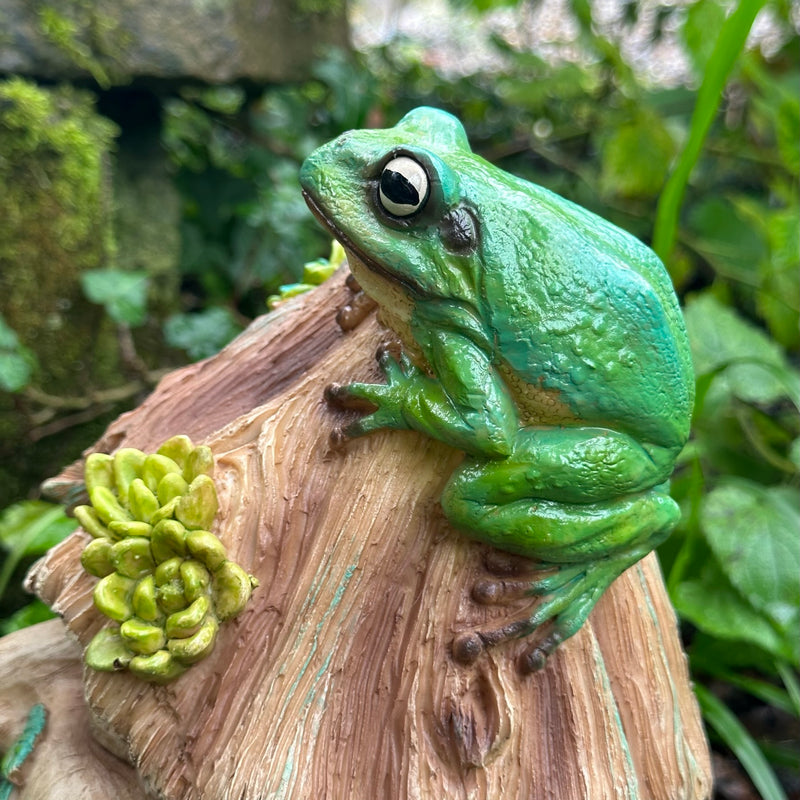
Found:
<box><xmin>378</xmin><ymin>156</ymin><xmax>430</xmax><ymax>217</ymax></box>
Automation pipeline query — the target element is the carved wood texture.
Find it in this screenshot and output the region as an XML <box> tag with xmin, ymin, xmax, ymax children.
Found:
<box><xmin>15</xmin><ymin>270</ymin><xmax>711</xmax><ymax>799</ymax></box>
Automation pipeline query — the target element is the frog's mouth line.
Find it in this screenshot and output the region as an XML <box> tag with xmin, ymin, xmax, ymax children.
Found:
<box><xmin>302</xmin><ymin>189</ymin><xmax>426</xmax><ymax>298</ymax></box>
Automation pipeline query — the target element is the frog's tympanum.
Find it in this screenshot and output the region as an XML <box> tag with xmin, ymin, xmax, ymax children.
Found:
<box><xmin>300</xmin><ymin>107</ymin><xmax>694</xmax><ymax>673</ymax></box>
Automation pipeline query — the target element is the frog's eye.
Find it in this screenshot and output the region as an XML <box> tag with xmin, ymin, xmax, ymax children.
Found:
<box><xmin>378</xmin><ymin>156</ymin><xmax>430</xmax><ymax>217</ymax></box>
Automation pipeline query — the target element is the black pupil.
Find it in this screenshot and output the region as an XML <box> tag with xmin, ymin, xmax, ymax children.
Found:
<box><xmin>381</xmin><ymin>168</ymin><xmax>420</xmax><ymax>207</ymax></box>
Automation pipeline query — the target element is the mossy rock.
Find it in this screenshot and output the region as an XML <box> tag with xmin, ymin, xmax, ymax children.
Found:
<box><xmin>0</xmin><ymin>78</ymin><xmax>119</xmax><ymax>390</ymax></box>
<box><xmin>0</xmin><ymin>0</ymin><xmax>349</xmax><ymax>85</ymax></box>
<box><xmin>0</xmin><ymin>78</ymin><xmax>121</xmax><ymax>502</ymax></box>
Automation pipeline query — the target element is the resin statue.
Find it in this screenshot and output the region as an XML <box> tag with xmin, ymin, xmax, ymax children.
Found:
<box><xmin>301</xmin><ymin>107</ymin><xmax>693</xmax><ymax>672</ymax></box>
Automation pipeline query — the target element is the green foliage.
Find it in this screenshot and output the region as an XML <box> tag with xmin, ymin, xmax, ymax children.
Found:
<box><xmin>0</xmin><ymin>0</ymin><xmax>797</xmax><ymax>791</ymax></box>
<box><xmin>696</xmin><ymin>683</ymin><xmax>790</xmax><ymax>800</ymax></box>
<box><xmin>0</xmin><ymin>77</ymin><xmax>118</xmax><ymax>255</ymax></box>
<box><xmin>164</xmin><ymin>308</ymin><xmax>243</xmax><ymax>362</ymax></box>
<box><xmin>674</xmin><ymin>481</ymin><xmax>798</xmax><ymax>664</ymax></box>
<box><xmin>652</xmin><ymin>0</ymin><xmax>769</xmax><ymax>260</ymax></box>
<box><xmin>81</xmin><ymin>269</ymin><xmax>150</xmax><ymax>327</ymax></box>
<box><xmin>0</xmin><ymin>501</ymin><xmax>77</xmax><ymax>626</ymax></box>
<box><xmin>0</xmin><ymin>313</ymin><xmax>37</xmax><ymax>392</ymax></box>
<box><xmin>160</xmin><ymin>58</ymin><xmax>374</xmax><ymax>320</ymax></box>
<box><xmin>37</xmin><ymin>6</ymin><xmax>111</xmax><ymax>87</ymax></box>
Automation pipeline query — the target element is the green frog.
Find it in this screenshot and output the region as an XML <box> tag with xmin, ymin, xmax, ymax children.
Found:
<box><xmin>300</xmin><ymin>107</ymin><xmax>694</xmax><ymax>672</ymax></box>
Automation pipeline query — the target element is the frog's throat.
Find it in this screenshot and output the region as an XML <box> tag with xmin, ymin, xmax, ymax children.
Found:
<box><xmin>302</xmin><ymin>190</ymin><xmax>420</xmax><ymax>355</ymax></box>
<box><xmin>301</xmin><ymin>189</ymin><xmax>424</xmax><ymax>300</ymax></box>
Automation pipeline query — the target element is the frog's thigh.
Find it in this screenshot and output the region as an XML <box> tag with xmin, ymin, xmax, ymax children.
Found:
<box><xmin>450</xmin><ymin>426</ymin><xmax>673</xmax><ymax>503</ymax></box>
<box><xmin>441</xmin><ymin>469</ymin><xmax>679</xmax><ymax>563</ymax></box>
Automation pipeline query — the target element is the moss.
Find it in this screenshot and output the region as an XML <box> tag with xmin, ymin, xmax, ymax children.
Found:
<box><xmin>35</xmin><ymin>1</ymin><xmax>129</xmax><ymax>87</ymax></box>
<box><xmin>0</xmin><ymin>78</ymin><xmax>119</xmax><ymax>394</ymax></box>
<box><xmin>0</xmin><ymin>78</ymin><xmax>117</xmax><ymax>257</ymax></box>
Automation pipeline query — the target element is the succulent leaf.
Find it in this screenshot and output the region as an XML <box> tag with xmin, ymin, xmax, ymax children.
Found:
<box><xmin>78</xmin><ymin>435</ymin><xmax>256</xmax><ymax>683</ymax></box>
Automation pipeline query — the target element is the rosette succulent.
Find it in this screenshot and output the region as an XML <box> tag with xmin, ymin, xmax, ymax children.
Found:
<box><xmin>74</xmin><ymin>435</ymin><xmax>257</xmax><ymax>683</ymax></box>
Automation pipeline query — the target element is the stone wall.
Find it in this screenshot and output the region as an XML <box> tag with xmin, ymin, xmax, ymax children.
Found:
<box><xmin>0</xmin><ymin>0</ymin><xmax>350</xmax><ymax>506</ymax></box>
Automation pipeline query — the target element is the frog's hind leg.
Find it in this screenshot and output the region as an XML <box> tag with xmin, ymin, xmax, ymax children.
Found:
<box><xmin>445</xmin><ymin>481</ymin><xmax>679</xmax><ymax>673</ymax></box>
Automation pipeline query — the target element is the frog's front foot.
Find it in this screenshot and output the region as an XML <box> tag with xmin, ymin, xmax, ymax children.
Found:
<box><xmin>325</xmin><ymin>346</ymin><xmax>421</xmax><ymax>441</ymax></box>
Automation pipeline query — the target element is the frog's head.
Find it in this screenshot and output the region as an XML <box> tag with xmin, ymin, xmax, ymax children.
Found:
<box><xmin>300</xmin><ymin>107</ymin><xmax>488</xmax><ymax>318</ymax></box>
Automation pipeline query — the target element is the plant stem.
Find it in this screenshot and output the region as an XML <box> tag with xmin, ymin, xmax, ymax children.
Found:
<box><xmin>652</xmin><ymin>0</ymin><xmax>768</xmax><ymax>262</ymax></box>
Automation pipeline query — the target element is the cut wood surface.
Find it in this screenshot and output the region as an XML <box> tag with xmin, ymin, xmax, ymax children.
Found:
<box><xmin>17</xmin><ymin>269</ymin><xmax>711</xmax><ymax>799</ymax></box>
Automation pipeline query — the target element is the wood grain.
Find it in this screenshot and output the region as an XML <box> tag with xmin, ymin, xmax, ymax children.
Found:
<box><xmin>21</xmin><ymin>269</ymin><xmax>712</xmax><ymax>799</ymax></box>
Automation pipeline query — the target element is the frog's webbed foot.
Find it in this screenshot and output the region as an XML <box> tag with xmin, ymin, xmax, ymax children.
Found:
<box><xmin>452</xmin><ymin>552</ymin><xmax>633</xmax><ymax>674</ymax></box>
<box><xmin>325</xmin><ymin>346</ymin><xmax>419</xmax><ymax>441</ymax></box>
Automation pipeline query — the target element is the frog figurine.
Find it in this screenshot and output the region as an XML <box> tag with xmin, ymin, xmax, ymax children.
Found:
<box><xmin>300</xmin><ymin>107</ymin><xmax>694</xmax><ymax>673</ymax></box>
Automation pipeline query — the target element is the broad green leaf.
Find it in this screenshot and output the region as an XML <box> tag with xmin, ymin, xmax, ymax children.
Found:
<box><xmin>0</xmin><ymin>501</ymin><xmax>76</xmax><ymax>556</ymax></box>
<box><xmin>684</xmin><ymin>292</ymin><xmax>799</xmax><ymax>406</ymax></box>
<box><xmin>600</xmin><ymin>111</ymin><xmax>676</xmax><ymax>199</ymax></box>
<box><xmin>789</xmin><ymin>438</ymin><xmax>800</xmax><ymax>469</ymax></box>
<box><xmin>686</xmin><ymin>196</ymin><xmax>766</xmax><ymax>283</ymax></box>
<box><xmin>673</xmin><ymin>559</ymin><xmax>797</xmax><ymax>664</ymax></box>
<box><xmin>0</xmin><ymin>600</ymin><xmax>55</xmax><ymax>636</ymax></box>
<box><xmin>81</xmin><ymin>269</ymin><xmax>149</xmax><ymax>327</ymax></box>
<box><xmin>0</xmin><ymin>502</ymin><xmax>76</xmax><ymax>606</ymax></box>
<box><xmin>164</xmin><ymin>307</ymin><xmax>242</xmax><ymax>362</ymax></box>
<box><xmin>702</xmin><ymin>482</ymin><xmax>800</xmax><ymax>640</ymax></box>
<box><xmin>0</xmin><ymin>352</ymin><xmax>33</xmax><ymax>393</ymax></box>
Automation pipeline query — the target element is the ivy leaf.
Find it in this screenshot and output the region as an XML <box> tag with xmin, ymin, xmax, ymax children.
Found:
<box><xmin>684</xmin><ymin>292</ymin><xmax>799</xmax><ymax>406</ymax></box>
<box><xmin>164</xmin><ymin>307</ymin><xmax>242</xmax><ymax>361</ymax></box>
<box><xmin>701</xmin><ymin>482</ymin><xmax>799</xmax><ymax>645</ymax></box>
<box><xmin>81</xmin><ymin>269</ymin><xmax>149</xmax><ymax>326</ymax></box>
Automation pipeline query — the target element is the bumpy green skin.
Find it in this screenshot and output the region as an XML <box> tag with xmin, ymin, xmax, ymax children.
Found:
<box><xmin>301</xmin><ymin>107</ymin><xmax>694</xmax><ymax>669</ymax></box>
<box><xmin>76</xmin><ymin>435</ymin><xmax>257</xmax><ymax>683</ymax></box>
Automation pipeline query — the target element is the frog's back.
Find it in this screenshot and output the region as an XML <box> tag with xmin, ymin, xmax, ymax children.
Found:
<box><xmin>478</xmin><ymin>174</ymin><xmax>694</xmax><ymax>450</ymax></box>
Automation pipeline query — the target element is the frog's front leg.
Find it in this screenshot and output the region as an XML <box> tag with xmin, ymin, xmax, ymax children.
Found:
<box><xmin>443</xmin><ymin>429</ymin><xmax>680</xmax><ymax>673</ymax></box>
<box><xmin>326</xmin><ymin>326</ymin><xmax>518</xmax><ymax>457</ymax></box>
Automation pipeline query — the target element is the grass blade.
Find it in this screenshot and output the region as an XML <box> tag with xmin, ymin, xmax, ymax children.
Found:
<box><xmin>695</xmin><ymin>682</ymin><xmax>788</xmax><ymax>800</ymax></box>
<box><xmin>653</xmin><ymin>0</ymin><xmax>768</xmax><ymax>261</ymax></box>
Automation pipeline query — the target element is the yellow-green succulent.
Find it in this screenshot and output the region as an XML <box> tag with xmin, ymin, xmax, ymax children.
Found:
<box><xmin>76</xmin><ymin>435</ymin><xmax>257</xmax><ymax>683</ymax></box>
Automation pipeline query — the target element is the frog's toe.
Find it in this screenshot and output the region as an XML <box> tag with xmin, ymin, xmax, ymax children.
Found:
<box><xmin>470</xmin><ymin>562</ymin><xmax>583</xmax><ymax>605</ymax></box>
<box><xmin>335</xmin><ymin>291</ymin><xmax>377</xmax><ymax>331</ymax></box>
<box><xmin>325</xmin><ymin>382</ymin><xmax>380</xmax><ymax>411</ymax></box>
<box><xmin>451</xmin><ymin>632</ymin><xmax>484</xmax><ymax>665</ymax></box>
<box><xmin>518</xmin><ymin>632</ymin><xmax>563</xmax><ymax>674</ymax></box>
<box><xmin>482</xmin><ymin>548</ymin><xmax>538</xmax><ymax>577</ymax></box>
<box><xmin>453</xmin><ymin>564</ymin><xmax>613</xmax><ymax>673</ymax></box>
<box><xmin>471</xmin><ymin>577</ymin><xmax>530</xmax><ymax>604</ymax></box>
<box><xmin>375</xmin><ymin>348</ymin><xmax>411</xmax><ymax>384</ymax></box>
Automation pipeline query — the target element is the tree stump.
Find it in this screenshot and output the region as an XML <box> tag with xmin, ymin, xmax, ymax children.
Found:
<box><xmin>8</xmin><ymin>269</ymin><xmax>711</xmax><ymax>799</ymax></box>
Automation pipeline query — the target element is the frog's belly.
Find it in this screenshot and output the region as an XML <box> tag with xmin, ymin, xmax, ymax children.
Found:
<box><xmin>499</xmin><ymin>363</ymin><xmax>580</xmax><ymax>427</ymax></box>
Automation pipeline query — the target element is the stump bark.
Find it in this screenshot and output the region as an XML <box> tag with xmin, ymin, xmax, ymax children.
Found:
<box><xmin>7</xmin><ymin>268</ymin><xmax>711</xmax><ymax>799</ymax></box>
